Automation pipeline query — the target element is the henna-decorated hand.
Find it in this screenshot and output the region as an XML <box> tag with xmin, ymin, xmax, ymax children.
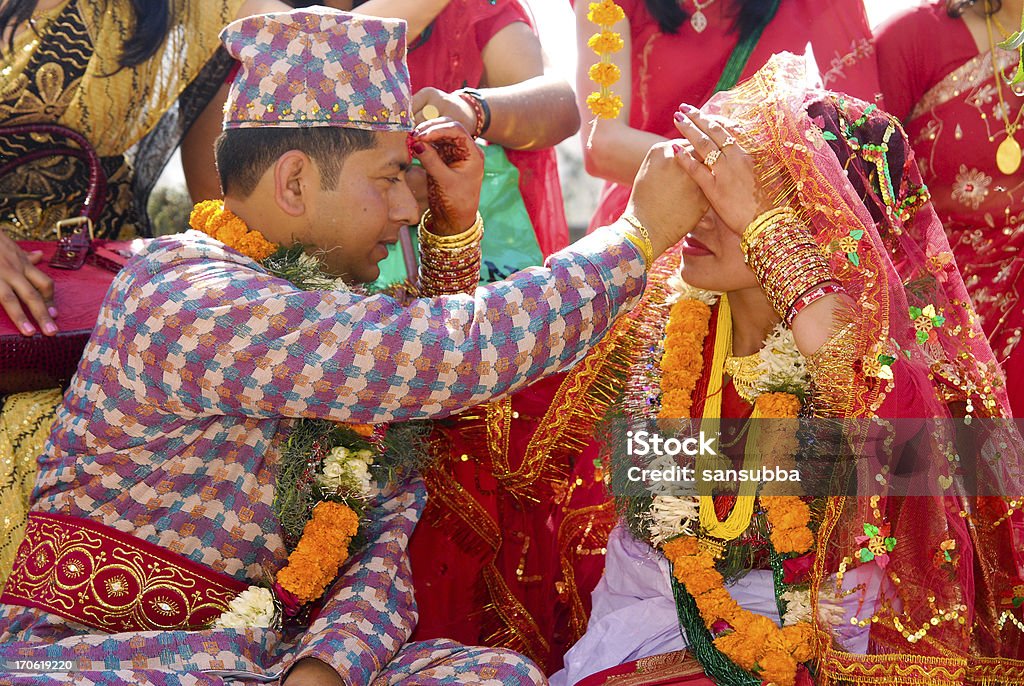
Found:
<box><xmin>410</xmin><ymin>118</ymin><xmax>484</xmax><ymax>235</ymax></box>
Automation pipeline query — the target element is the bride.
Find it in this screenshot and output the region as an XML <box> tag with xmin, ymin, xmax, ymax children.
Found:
<box><xmin>556</xmin><ymin>55</ymin><xmax>1024</xmax><ymax>686</ymax></box>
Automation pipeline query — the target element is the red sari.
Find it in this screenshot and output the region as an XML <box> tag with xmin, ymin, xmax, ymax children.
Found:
<box><xmin>876</xmin><ymin>1</ymin><xmax>1024</xmax><ymax>416</ymax></box>
<box><xmin>587</xmin><ymin>0</ymin><xmax>881</xmax><ymax>232</ymax></box>
<box><xmin>406</xmin><ymin>0</ymin><xmax>569</xmax><ymax>257</ymax></box>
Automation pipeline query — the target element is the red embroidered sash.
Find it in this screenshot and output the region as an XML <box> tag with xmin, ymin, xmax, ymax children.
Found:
<box><xmin>1</xmin><ymin>512</ymin><xmax>248</xmax><ymax>632</ymax></box>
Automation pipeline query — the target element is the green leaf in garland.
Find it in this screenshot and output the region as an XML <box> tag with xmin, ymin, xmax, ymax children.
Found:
<box><xmin>1009</xmin><ymin>60</ymin><xmax>1024</xmax><ymax>87</ymax></box>
<box><xmin>859</xmin><ymin>548</ymin><xmax>875</xmax><ymax>563</ymax></box>
<box><xmin>904</xmin><ymin>349</ymin><xmax>913</xmax><ymax>360</ymax></box>
<box><xmin>823</xmin><ymin>130</ymin><xmax>838</xmax><ymax>141</ymax></box>
<box><xmin>847</xmin><ymin>252</ymin><xmax>860</xmax><ymax>266</ymax></box>
<box><xmin>885</xmin><ymin>536</ymin><xmax>897</xmax><ymax>551</ymax></box>
<box><xmin>864</xmin><ymin>522</ymin><xmax>879</xmax><ymax>537</ymax></box>
<box><xmin>850</xmin><ymin>229</ymin><xmax>864</xmax><ymax>240</ymax></box>
<box><xmin>1014</xmin><ymin>597</ymin><xmax>1024</xmax><ymax>608</ymax></box>
<box><xmin>916</xmin><ymin>330</ymin><xmax>930</xmax><ymax>345</ymax></box>
<box><xmin>909</xmin><ymin>306</ymin><xmax>923</xmax><ymax>319</ymax></box>
<box><xmin>933</xmin><ymin>315</ymin><xmax>946</xmax><ymax>327</ymax></box>
<box><xmin>996</xmin><ymin>29</ymin><xmax>1024</xmax><ymax>50</ymax></box>
<box><xmin>878</xmin><ymin>354</ymin><xmax>896</xmax><ymax>367</ymax></box>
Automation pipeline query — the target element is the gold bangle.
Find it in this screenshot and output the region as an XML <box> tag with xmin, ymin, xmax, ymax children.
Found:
<box><xmin>620</xmin><ymin>214</ymin><xmax>654</xmax><ymax>267</ymax></box>
<box><xmin>418</xmin><ymin>210</ymin><xmax>484</xmax><ymax>249</ymax></box>
<box><xmin>740</xmin><ymin>207</ymin><xmax>800</xmax><ymax>261</ymax></box>
<box><xmin>745</xmin><ymin>216</ymin><xmax>833</xmax><ymax>319</ymax></box>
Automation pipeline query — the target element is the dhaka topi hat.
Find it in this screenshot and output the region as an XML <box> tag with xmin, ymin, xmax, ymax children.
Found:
<box><xmin>220</xmin><ymin>8</ymin><xmax>412</xmax><ymax>132</ymax></box>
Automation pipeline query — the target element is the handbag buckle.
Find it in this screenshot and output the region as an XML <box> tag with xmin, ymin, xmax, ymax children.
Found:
<box><xmin>50</xmin><ymin>217</ymin><xmax>95</xmax><ymax>270</ymax></box>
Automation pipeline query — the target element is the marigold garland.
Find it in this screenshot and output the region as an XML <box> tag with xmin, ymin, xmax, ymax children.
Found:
<box><xmin>586</xmin><ymin>0</ymin><xmax>626</xmax><ymax>119</ymax></box>
<box><xmin>658</xmin><ymin>298</ymin><xmax>712</xmax><ymax>419</ymax></box>
<box><xmin>189</xmin><ymin>199</ymin><xmax>279</xmax><ymax>261</ymax></box>
<box><xmin>663</xmin><ymin>536</ymin><xmax>813</xmax><ymax>685</ymax></box>
<box><xmin>654</xmin><ymin>288</ymin><xmax>816</xmax><ymax>685</ymax></box>
<box><xmin>275</xmin><ymin>500</ymin><xmax>360</xmax><ymax>604</ymax></box>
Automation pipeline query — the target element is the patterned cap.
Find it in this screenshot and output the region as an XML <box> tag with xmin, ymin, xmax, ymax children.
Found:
<box><xmin>220</xmin><ymin>8</ymin><xmax>412</xmax><ymax>131</ymax></box>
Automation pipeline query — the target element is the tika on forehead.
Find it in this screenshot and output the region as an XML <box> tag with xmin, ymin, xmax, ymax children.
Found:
<box><xmin>219</xmin><ymin>9</ymin><xmax>413</xmax><ymax>132</ymax></box>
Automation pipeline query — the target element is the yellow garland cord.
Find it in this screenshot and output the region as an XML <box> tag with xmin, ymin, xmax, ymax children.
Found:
<box><xmin>696</xmin><ymin>295</ymin><xmax>760</xmax><ymax>542</ymax></box>
<box><xmin>586</xmin><ymin>0</ymin><xmax>625</xmax><ymax>119</ymax></box>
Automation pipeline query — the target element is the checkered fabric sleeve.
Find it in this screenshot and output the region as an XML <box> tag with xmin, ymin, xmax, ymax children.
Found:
<box><xmin>111</xmin><ymin>227</ymin><xmax>645</xmax><ymax>424</ymax></box>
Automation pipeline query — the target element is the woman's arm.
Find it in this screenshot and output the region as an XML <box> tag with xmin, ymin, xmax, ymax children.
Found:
<box><xmin>411</xmin><ymin>19</ymin><xmax>580</xmax><ymax>151</ymax></box>
<box><xmin>573</xmin><ymin>0</ymin><xmax>664</xmax><ymax>185</ymax></box>
<box><xmin>320</xmin><ymin>0</ymin><xmax>452</xmax><ymax>40</ymax></box>
<box><xmin>476</xmin><ymin>21</ymin><xmax>579</xmax><ymax>150</ymax></box>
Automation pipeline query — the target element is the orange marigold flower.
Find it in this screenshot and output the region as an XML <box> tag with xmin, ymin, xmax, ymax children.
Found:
<box><xmin>757</xmin><ymin>650</ymin><xmax>799</xmax><ymax>686</ymax></box>
<box><xmin>774</xmin><ymin>527</ymin><xmax>815</xmax><ymax>554</ymax></box>
<box><xmin>678</xmin><ymin>567</ymin><xmax>721</xmax><ymax>596</ymax></box>
<box><xmin>189</xmin><ymin>199</ymin><xmax>280</xmax><ymax>262</ymax></box>
<box><xmin>714</xmin><ymin>631</ymin><xmax>758</xmax><ymax>669</ymax></box>
<box><xmin>756</xmin><ymin>392</ymin><xmax>801</xmax><ymax>418</ymax></box>
<box><xmin>588</xmin><ymin>30</ymin><xmax>624</xmax><ymax>55</ymax></box>
<box><xmin>662</xmin><ymin>535</ymin><xmax>699</xmax><ymax>560</ymax></box>
<box><xmin>217</xmin><ymin>222</ymin><xmax>248</xmax><ymax>247</ymax></box>
<box><xmin>587</xmin><ymin>0</ymin><xmax>625</xmax><ymax>26</ymax></box>
<box><xmin>276</xmin><ymin>501</ymin><xmax>358</xmax><ymax>604</ymax></box>
<box><xmin>692</xmin><ymin>587</ymin><xmax>736</xmax><ymax>621</ymax></box>
<box><xmin>743</xmin><ymin>613</ymin><xmax>779</xmax><ymax>642</ymax></box>
<box><xmin>236</xmin><ymin>232</ymin><xmax>279</xmax><ymax>261</ymax></box>
<box><xmin>589</xmin><ymin>61</ymin><xmax>621</xmax><ymax>88</ymax></box>
<box><xmin>348</xmin><ymin>423</ymin><xmax>376</xmax><ymax>437</ymax></box>
<box><xmin>780</xmin><ymin>622</ymin><xmax>815</xmax><ymax>662</ymax></box>
<box><xmin>586</xmin><ymin>91</ymin><xmax>623</xmax><ymax>119</ymax></box>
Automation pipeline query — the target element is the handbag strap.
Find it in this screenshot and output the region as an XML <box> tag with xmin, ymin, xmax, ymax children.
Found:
<box><xmin>0</xmin><ymin>123</ymin><xmax>107</xmax><ymax>224</ymax></box>
<box><xmin>0</xmin><ymin>123</ymin><xmax>109</xmax><ymax>269</ymax></box>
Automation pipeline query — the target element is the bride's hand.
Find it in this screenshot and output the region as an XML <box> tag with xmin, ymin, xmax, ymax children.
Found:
<box><xmin>672</xmin><ymin>103</ymin><xmax>772</xmax><ymax>234</ymax></box>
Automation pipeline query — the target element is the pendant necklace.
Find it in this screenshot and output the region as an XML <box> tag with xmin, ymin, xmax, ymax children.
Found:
<box><xmin>985</xmin><ymin>6</ymin><xmax>1022</xmax><ymax>174</ymax></box>
<box><xmin>690</xmin><ymin>0</ymin><xmax>718</xmax><ymax>33</ymax></box>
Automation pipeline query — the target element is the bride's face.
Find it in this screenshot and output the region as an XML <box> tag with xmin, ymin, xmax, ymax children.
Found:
<box><xmin>678</xmin><ymin>209</ymin><xmax>759</xmax><ymax>293</ymax></box>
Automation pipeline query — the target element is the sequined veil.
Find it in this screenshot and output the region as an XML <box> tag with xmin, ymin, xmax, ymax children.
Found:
<box><xmin>698</xmin><ymin>54</ymin><xmax>1024</xmax><ymax>682</ymax></box>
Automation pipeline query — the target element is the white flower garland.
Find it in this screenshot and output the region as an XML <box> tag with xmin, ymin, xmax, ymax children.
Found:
<box><xmin>214</xmin><ymin>586</ymin><xmax>278</xmax><ymax>629</ymax></box>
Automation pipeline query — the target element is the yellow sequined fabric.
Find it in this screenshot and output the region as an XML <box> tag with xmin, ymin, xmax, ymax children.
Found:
<box><xmin>0</xmin><ymin>389</ymin><xmax>61</xmax><ymax>592</ymax></box>
<box><xmin>0</xmin><ymin>0</ymin><xmax>244</xmax><ymax>240</ymax></box>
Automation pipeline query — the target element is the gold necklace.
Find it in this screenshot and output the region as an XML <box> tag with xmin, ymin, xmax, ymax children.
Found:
<box><xmin>689</xmin><ymin>0</ymin><xmax>718</xmax><ymax>33</ymax></box>
<box><xmin>985</xmin><ymin>4</ymin><xmax>1023</xmax><ymax>174</ymax></box>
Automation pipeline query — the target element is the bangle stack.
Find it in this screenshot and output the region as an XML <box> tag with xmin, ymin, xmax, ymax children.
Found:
<box><xmin>418</xmin><ymin>210</ymin><xmax>484</xmax><ymax>295</ymax></box>
<box><xmin>620</xmin><ymin>214</ymin><xmax>654</xmax><ymax>268</ymax></box>
<box><xmin>457</xmin><ymin>88</ymin><xmax>491</xmax><ymax>138</ymax></box>
<box><xmin>741</xmin><ymin>207</ymin><xmax>842</xmax><ymax>323</ymax></box>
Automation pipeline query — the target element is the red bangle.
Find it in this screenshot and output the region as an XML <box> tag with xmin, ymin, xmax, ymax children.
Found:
<box><xmin>457</xmin><ymin>89</ymin><xmax>489</xmax><ymax>138</ymax></box>
<box><xmin>785</xmin><ymin>281</ymin><xmax>845</xmax><ymax>326</ymax></box>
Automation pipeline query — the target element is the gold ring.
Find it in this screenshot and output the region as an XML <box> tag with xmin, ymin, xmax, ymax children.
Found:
<box><xmin>421</xmin><ymin>104</ymin><xmax>441</xmax><ymax>120</ymax></box>
<box><xmin>720</xmin><ymin>136</ymin><xmax>737</xmax><ymax>149</ymax></box>
<box><xmin>703</xmin><ymin>149</ymin><xmax>722</xmax><ymax>168</ymax></box>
